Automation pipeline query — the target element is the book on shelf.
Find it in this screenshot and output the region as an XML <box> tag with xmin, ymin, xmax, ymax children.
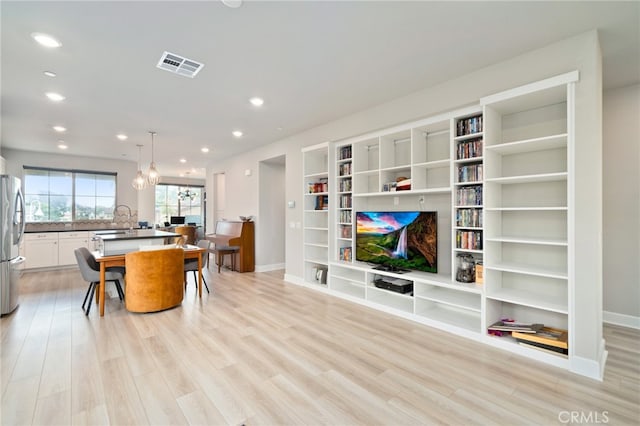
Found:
<box><xmin>456</xmin><ymin>230</ymin><xmax>483</xmax><ymax>250</ymax></box>
<box><xmin>457</xmin><ymin>163</ymin><xmax>483</xmax><ymax>183</ymax></box>
<box><xmin>339</xmin><ymin>162</ymin><xmax>352</xmax><ymax>176</ymax></box>
<box><xmin>512</xmin><ymin>327</ymin><xmax>568</xmax><ymax>350</ymax></box>
<box><xmin>518</xmin><ymin>341</ymin><xmax>568</xmax><ymax>357</ymax></box>
<box><xmin>456</xmin><ymin>115</ymin><xmax>483</xmax><ymax>136</ymax></box>
<box><xmin>396</xmin><ymin>178</ymin><xmax>411</xmax><ymax>191</ymax></box>
<box><xmin>339</xmin><ymin>178</ymin><xmax>352</xmax><ymax>192</ymax></box>
<box><xmin>488</xmin><ymin>321</ymin><xmax>543</xmax><ymax>333</ymax></box>
<box><xmin>456</xmin><ymin>137</ymin><xmax>483</xmax><ymax>160</ymax></box>
<box><xmin>456</xmin><ymin>208</ymin><xmax>483</xmax><ymax>227</ymax></box>
<box><xmin>456</xmin><ymin>185</ymin><xmax>483</xmax><ymax>206</ymax></box>
<box><xmin>315</xmin><ymin>195</ymin><xmax>329</xmax><ymax>210</ymax></box>
<box><xmin>339</xmin><ymin>145</ymin><xmax>352</xmax><ymax>161</ymax></box>
<box><xmin>339</xmin><ymin>210</ymin><xmax>352</xmax><ymax>223</ymax></box>
<box><xmin>308</xmin><ymin>178</ymin><xmax>328</xmax><ymax>194</ymax></box>
<box><xmin>339</xmin><ymin>246</ymin><xmax>352</xmax><ymax>261</ymax></box>
<box><xmin>340</xmin><ymin>194</ymin><xmax>352</xmax><ymax>208</ymax></box>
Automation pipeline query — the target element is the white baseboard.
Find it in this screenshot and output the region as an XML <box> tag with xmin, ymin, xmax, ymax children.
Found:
<box><xmin>255</xmin><ymin>263</ymin><xmax>285</xmax><ymax>272</ymax></box>
<box><xmin>284</xmin><ymin>274</ymin><xmax>305</xmax><ymax>286</ymax></box>
<box><xmin>603</xmin><ymin>310</ymin><xmax>640</xmax><ymax>329</ymax></box>
<box><xmin>570</xmin><ymin>338</ymin><xmax>608</xmax><ymax>381</ymax></box>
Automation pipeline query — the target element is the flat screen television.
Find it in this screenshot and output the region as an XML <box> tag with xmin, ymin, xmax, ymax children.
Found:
<box><xmin>356</xmin><ymin>211</ymin><xmax>437</xmax><ymax>273</ymax></box>
<box><xmin>170</xmin><ymin>216</ymin><xmax>186</xmax><ymax>225</ymax></box>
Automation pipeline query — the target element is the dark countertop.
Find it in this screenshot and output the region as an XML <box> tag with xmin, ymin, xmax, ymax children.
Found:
<box><xmin>25</xmin><ymin>228</ymin><xmax>146</xmax><ymax>234</ymax></box>
<box><xmin>93</xmin><ymin>229</ymin><xmax>179</xmax><ymax>241</ymax></box>
<box><xmin>25</xmin><ymin>227</ymin><xmax>155</xmax><ymax>234</ymax></box>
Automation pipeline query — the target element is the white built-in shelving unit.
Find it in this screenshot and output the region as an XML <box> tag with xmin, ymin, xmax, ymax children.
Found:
<box><xmin>452</xmin><ymin>110</ymin><xmax>485</xmax><ymax>288</ymax></box>
<box><xmin>302</xmin><ymin>143</ymin><xmax>329</xmax><ymax>285</ymax></box>
<box><xmin>481</xmin><ymin>71</ymin><xmax>576</xmax><ymax>364</ymax></box>
<box><xmin>336</xmin><ymin>144</ymin><xmax>353</xmax><ymax>263</ymax></box>
<box><xmin>299</xmin><ymin>71</ymin><xmax>592</xmax><ymax>376</ymax></box>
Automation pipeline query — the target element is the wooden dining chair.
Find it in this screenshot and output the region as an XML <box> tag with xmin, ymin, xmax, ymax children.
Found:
<box><xmin>184</xmin><ymin>239</ymin><xmax>210</xmax><ymax>293</ymax></box>
<box><xmin>174</xmin><ymin>225</ymin><xmax>196</xmax><ymax>245</ymax></box>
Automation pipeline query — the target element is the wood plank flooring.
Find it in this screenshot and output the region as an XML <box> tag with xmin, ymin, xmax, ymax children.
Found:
<box><xmin>2</xmin><ymin>267</ymin><xmax>639</xmax><ymax>425</ymax></box>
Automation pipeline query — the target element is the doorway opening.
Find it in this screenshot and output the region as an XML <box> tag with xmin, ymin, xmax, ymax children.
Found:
<box><xmin>257</xmin><ymin>155</ymin><xmax>286</xmax><ymax>271</ymax></box>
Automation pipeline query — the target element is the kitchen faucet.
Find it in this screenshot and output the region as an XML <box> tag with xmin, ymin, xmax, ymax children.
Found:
<box><xmin>114</xmin><ymin>204</ymin><xmax>133</xmax><ymax>231</ymax></box>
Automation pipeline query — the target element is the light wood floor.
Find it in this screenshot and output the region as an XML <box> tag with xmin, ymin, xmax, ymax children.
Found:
<box><xmin>2</xmin><ymin>267</ymin><xmax>639</xmax><ymax>425</ymax></box>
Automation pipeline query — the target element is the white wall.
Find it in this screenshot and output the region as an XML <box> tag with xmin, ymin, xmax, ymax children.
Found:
<box><xmin>214</xmin><ymin>173</ymin><xmax>226</xmax><ymax>224</ymax></box>
<box><xmin>603</xmin><ymin>84</ymin><xmax>640</xmax><ymax>323</ymax></box>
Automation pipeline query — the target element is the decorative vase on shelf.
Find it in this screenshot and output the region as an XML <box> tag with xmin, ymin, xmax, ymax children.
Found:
<box><xmin>456</xmin><ymin>253</ymin><xmax>476</xmax><ymax>283</ymax></box>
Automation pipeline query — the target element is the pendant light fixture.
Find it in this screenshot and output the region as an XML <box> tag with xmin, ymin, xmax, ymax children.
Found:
<box><xmin>132</xmin><ymin>144</ymin><xmax>148</xmax><ymax>190</ymax></box>
<box><xmin>146</xmin><ymin>131</ymin><xmax>161</xmax><ymax>185</ymax></box>
<box><xmin>178</xmin><ymin>186</ymin><xmax>198</xmax><ymax>201</ymax></box>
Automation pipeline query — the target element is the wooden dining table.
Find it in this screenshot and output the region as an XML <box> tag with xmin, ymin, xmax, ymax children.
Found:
<box><xmin>94</xmin><ymin>245</ymin><xmax>206</xmax><ymax>316</ymax></box>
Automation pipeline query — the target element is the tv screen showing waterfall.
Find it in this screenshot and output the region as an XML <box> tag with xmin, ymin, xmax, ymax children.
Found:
<box><xmin>355</xmin><ymin>211</ymin><xmax>437</xmax><ymax>273</ymax></box>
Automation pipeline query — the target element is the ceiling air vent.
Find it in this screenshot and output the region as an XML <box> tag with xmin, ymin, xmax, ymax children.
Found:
<box><xmin>156</xmin><ymin>51</ymin><xmax>204</xmax><ymax>78</ymax></box>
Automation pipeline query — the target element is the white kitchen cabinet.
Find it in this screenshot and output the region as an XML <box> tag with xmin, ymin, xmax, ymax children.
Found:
<box><xmin>57</xmin><ymin>232</ymin><xmax>90</xmax><ymax>266</ymax></box>
<box><xmin>23</xmin><ymin>233</ymin><xmax>58</xmax><ymax>269</ymax></box>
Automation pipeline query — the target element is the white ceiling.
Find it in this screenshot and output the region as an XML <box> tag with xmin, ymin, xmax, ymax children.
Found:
<box><xmin>1</xmin><ymin>1</ymin><xmax>638</xmax><ymax>179</ymax></box>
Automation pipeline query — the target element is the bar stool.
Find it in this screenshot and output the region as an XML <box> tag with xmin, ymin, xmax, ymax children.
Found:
<box><xmin>213</xmin><ymin>245</ymin><xmax>239</xmax><ymax>273</ymax></box>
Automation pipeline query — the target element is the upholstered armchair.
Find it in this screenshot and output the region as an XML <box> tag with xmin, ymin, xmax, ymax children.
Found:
<box><xmin>124</xmin><ymin>248</ymin><xmax>184</xmax><ymax>313</ymax></box>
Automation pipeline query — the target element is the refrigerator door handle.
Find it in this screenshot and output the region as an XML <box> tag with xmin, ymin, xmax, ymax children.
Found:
<box><xmin>14</xmin><ymin>188</ymin><xmax>26</xmax><ymax>246</ymax></box>
<box><xmin>10</xmin><ymin>256</ymin><xmax>25</xmax><ymax>265</ymax></box>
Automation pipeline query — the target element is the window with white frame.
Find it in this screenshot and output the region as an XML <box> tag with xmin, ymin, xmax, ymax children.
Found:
<box><xmin>155</xmin><ymin>184</ymin><xmax>203</xmax><ymax>226</ymax></box>
<box><xmin>23</xmin><ymin>167</ymin><xmax>117</xmax><ymax>222</ymax></box>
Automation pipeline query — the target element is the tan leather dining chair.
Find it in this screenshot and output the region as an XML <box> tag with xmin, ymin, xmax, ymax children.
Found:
<box><xmin>124</xmin><ymin>248</ymin><xmax>184</xmax><ymax>313</ymax></box>
<box><xmin>174</xmin><ymin>225</ymin><xmax>196</xmax><ymax>245</ymax></box>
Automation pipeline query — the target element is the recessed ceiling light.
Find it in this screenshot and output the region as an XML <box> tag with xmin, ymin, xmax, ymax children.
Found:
<box><xmin>53</xmin><ymin>125</ymin><xmax>66</xmax><ymax>132</ymax></box>
<box><xmin>43</xmin><ymin>71</ymin><xmax>57</xmax><ymax>77</ymax></box>
<box><xmin>45</xmin><ymin>92</ymin><xmax>65</xmax><ymax>102</ymax></box>
<box><xmin>179</xmin><ymin>173</ymin><xmax>185</xmax><ymax>177</ymax></box>
<box><xmin>180</xmin><ymin>158</ymin><xmax>187</xmax><ymax>163</ymax></box>
<box><xmin>201</xmin><ymin>147</ymin><xmax>209</xmax><ymax>153</ymax></box>
<box><xmin>32</xmin><ymin>33</ymin><xmax>62</xmax><ymax>48</ymax></box>
<box><xmin>232</xmin><ymin>130</ymin><xmax>243</xmax><ymax>138</ymax></box>
<box><xmin>116</xmin><ymin>134</ymin><xmax>128</xmax><ymax>141</ymax></box>
<box><xmin>191</xmin><ymin>168</ymin><xmax>197</xmax><ymax>173</ymax></box>
<box><xmin>276</xmin><ymin>127</ymin><xmax>283</xmax><ymax>131</ymax></box>
<box><xmin>57</xmin><ymin>142</ymin><xmax>68</xmax><ymax>150</ymax></box>
<box><xmin>249</xmin><ymin>97</ymin><xmax>264</xmax><ymax>107</ymax></box>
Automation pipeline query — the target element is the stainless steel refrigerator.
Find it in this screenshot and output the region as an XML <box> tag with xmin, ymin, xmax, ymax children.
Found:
<box><xmin>1</xmin><ymin>175</ymin><xmax>25</xmax><ymax>315</ymax></box>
